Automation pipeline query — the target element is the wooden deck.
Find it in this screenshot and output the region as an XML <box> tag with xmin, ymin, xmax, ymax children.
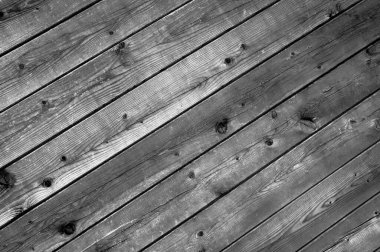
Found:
<box><xmin>0</xmin><ymin>0</ymin><xmax>379</xmax><ymax>251</ymax></box>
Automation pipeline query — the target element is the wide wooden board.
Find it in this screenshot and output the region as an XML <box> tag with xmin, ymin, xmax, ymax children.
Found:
<box><xmin>0</xmin><ymin>0</ymin><xmax>355</xmax><ymax>230</ymax></box>
<box><xmin>0</xmin><ymin>0</ymin><xmax>378</xmax><ymax>251</ymax></box>
<box><xmin>61</xmin><ymin>43</ymin><xmax>380</xmax><ymax>251</ymax></box>
<box><xmin>146</xmin><ymin>92</ymin><xmax>380</xmax><ymax>252</ymax></box>
<box><xmin>0</xmin><ymin>0</ymin><xmax>190</xmax><ymax>111</ymax></box>
<box><xmin>301</xmin><ymin>193</ymin><xmax>380</xmax><ymax>252</ymax></box>
<box><xmin>0</xmin><ymin>0</ymin><xmax>100</xmax><ymax>54</ymax></box>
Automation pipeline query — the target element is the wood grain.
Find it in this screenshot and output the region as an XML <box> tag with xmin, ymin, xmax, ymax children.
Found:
<box><xmin>0</xmin><ymin>0</ymin><xmax>100</xmax><ymax>54</ymax></box>
<box><xmin>224</xmin><ymin>142</ymin><xmax>380</xmax><ymax>252</ymax></box>
<box><xmin>147</xmin><ymin>92</ymin><xmax>380</xmax><ymax>251</ymax></box>
<box><xmin>0</xmin><ymin>0</ymin><xmax>377</xmax><ymax>250</ymax></box>
<box><xmin>0</xmin><ymin>0</ymin><xmax>353</xmax><ymax>231</ymax></box>
<box><xmin>325</xmin><ymin>216</ymin><xmax>380</xmax><ymax>252</ymax></box>
<box><xmin>300</xmin><ymin>193</ymin><xmax>380</xmax><ymax>252</ymax></box>
<box><xmin>60</xmin><ymin>43</ymin><xmax>380</xmax><ymax>251</ymax></box>
<box><xmin>0</xmin><ymin>0</ymin><xmax>189</xmax><ymax>112</ymax></box>
<box><xmin>0</xmin><ymin>0</ymin><xmax>275</xmax><ymax>178</ymax></box>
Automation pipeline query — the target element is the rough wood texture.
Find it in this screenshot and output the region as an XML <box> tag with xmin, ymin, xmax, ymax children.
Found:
<box><xmin>0</xmin><ymin>0</ymin><xmax>352</xmax><ymax>231</ymax></box>
<box><xmin>121</xmin><ymin>65</ymin><xmax>380</xmax><ymax>252</ymax></box>
<box><xmin>301</xmin><ymin>193</ymin><xmax>380</xmax><ymax>251</ymax></box>
<box><xmin>0</xmin><ymin>0</ymin><xmax>100</xmax><ymax>54</ymax></box>
<box><xmin>0</xmin><ymin>0</ymin><xmax>274</xmax><ymax>181</ymax></box>
<box><xmin>325</xmin><ymin>216</ymin><xmax>380</xmax><ymax>252</ymax></box>
<box><xmin>223</xmin><ymin>140</ymin><xmax>380</xmax><ymax>252</ymax></box>
<box><xmin>0</xmin><ymin>0</ymin><xmax>189</xmax><ymax>112</ymax></box>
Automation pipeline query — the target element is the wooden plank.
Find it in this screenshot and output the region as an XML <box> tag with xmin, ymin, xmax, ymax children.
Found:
<box><xmin>223</xmin><ymin>143</ymin><xmax>380</xmax><ymax>252</ymax></box>
<box><xmin>58</xmin><ymin>38</ymin><xmax>380</xmax><ymax>251</ymax></box>
<box><xmin>0</xmin><ymin>0</ymin><xmax>276</xmax><ymax>175</ymax></box>
<box><xmin>0</xmin><ymin>0</ymin><xmax>376</xmax><ymax>250</ymax></box>
<box><xmin>0</xmin><ymin>0</ymin><xmax>355</xmax><ymax>230</ymax></box>
<box><xmin>300</xmin><ymin>193</ymin><xmax>380</xmax><ymax>252</ymax></box>
<box><xmin>0</xmin><ymin>0</ymin><xmax>190</xmax><ymax>112</ymax></box>
<box><xmin>0</xmin><ymin>0</ymin><xmax>100</xmax><ymax>54</ymax></box>
<box><xmin>324</xmin><ymin>217</ymin><xmax>380</xmax><ymax>252</ymax></box>
<box><xmin>144</xmin><ymin>92</ymin><xmax>380</xmax><ymax>252</ymax></box>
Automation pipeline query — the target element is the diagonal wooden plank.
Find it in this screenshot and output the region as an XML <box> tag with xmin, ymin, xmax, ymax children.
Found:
<box><xmin>0</xmin><ymin>0</ymin><xmax>277</xmax><ymax>177</ymax></box>
<box><xmin>0</xmin><ymin>0</ymin><xmax>190</xmax><ymax>112</ymax></box>
<box><xmin>221</xmin><ymin>139</ymin><xmax>380</xmax><ymax>252</ymax></box>
<box><xmin>0</xmin><ymin>0</ymin><xmax>101</xmax><ymax>55</ymax></box>
<box><xmin>0</xmin><ymin>0</ymin><xmax>376</xmax><ymax>250</ymax></box>
<box><xmin>224</xmin><ymin>142</ymin><xmax>380</xmax><ymax>252</ymax></box>
<box><xmin>0</xmin><ymin>0</ymin><xmax>356</xmax><ymax>230</ymax></box>
<box><xmin>144</xmin><ymin>91</ymin><xmax>380</xmax><ymax>252</ymax></box>
<box><xmin>300</xmin><ymin>192</ymin><xmax>380</xmax><ymax>252</ymax></box>
<box><xmin>324</xmin><ymin>216</ymin><xmax>380</xmax><ymax>252</ymax></box>
<box><xmin>59</xmin><ymin>39</ymin><xmax>380</xmax><ymax>252</ymax></box>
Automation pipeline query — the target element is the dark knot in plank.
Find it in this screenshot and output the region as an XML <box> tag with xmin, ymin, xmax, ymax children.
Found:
<box><xmin>215</xmin><ymin>118</ymin><xmax>229</xmax><ymax>134</ymax></box>
<box><xmin>0</xmin><ymin>169</ymin><xmax>16</xmax><ymax>189</ymax></box>
<box><xmin>59</xmin><ymin>221</ymin><xmax>76</xmax><ymax>235</ymax></box>
<box><xmin>41</xmin><ymin>177</ymin><xmax>53</xmax><ymax>188</ymax></box>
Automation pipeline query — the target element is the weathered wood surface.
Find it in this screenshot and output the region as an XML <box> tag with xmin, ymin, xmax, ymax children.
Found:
<box><xmin>107</xmin><ymin>60</ymin><xmax>380</xmax><ymax>252</ymax></box>
<box><xmin>0</xmin><ymin>0</ymin><xmax>189</xmax><ymax>112</ymax></box>
<box><xmin>0</xmin><ymin>0</ymin><xmax>100</xmax><ymax>55</ymax></box>
<box><xmin>0</xmin><ymin>0</ymin><xmax>354</xmax><ymax>232</ymax></box>
<box><xmin>223</xmin><ymin>140</ymin><xmax>380</xmax><ymax>252</ymax></box>
<box><xmin>0</xmin><ymin>0</ymin><xmax>274</xmax><ymax>180</ymax></box>
<box><xmin>324</xmin><ymin>216</ymin><xmax>380</xmax><ymax>252</ymax></box>
<box><xmin>301</xmin><ymin>192</ymin><xmax>380</xmax><ymax>251</ymax></box>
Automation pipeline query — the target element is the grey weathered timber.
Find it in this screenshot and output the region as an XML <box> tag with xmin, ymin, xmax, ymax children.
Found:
<box><xmin>0</xmin><ymin>0</ymin><xmax>189</xmax><ymax>111</ymax></box>
<box><xmin>301</xmin><ymin>193</ymin><xmax>380</xmax><ymax>252</ymax></box>
<box><xmin>0</xmin><ymin>0</ymin><xmax>276</xmax><ymax>182</ymax></box>
<box><xmin>0</xmin><ymin>0</ymin><xmax>100</xmax><ymax>54</ymax></box>
<box><xmin>0</xmin><ymin>0</ymin><xmax>352</xmax><ymax>231</ymax></box>
<box><xmin>62</xmin><ymin>43</ymin><xmax>380</xmax><ymax>251</ymax></box>
<box><xmin>147</xmin><ymin>91</ymin><xmax>380</xmax><ymax>252</ymax></box>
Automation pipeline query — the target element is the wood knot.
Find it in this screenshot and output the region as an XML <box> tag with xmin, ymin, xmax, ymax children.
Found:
<box><xmin>215</xmin><ymin>118</ymin><xmax>229</xmax><ymax>134</ymax></box>
<box><xmin>18</xmin><ymin>63</ymin><xmax>25</xmax><ymax>70</ymax></box>
<box><xmin>265</xmin><ymin>137</ymin><xmax>273</xmax><ymax>146</ymax></box>
<box><xmin>271</xmin><ymin>110</ymin><xmax>278</xmax><ymax>119</ymax></box>
<box><xmin>41</xmin><ymin>177</ymin><xmax>53</xmax><ymax>188</ymax></box>
<box><xmin>0</xmin><ymin>169</ymin><xmax>16</xmax><ymax>189</ymax></box>
<box><xmin>188</xmin><ymin>171</ymin><xmax>195</xmax><ymax>179</ymax></box>
<box><xmin>224</xmin><ymin>57</ymin><xmax>234</xmax><ymax>65</ymax></box>
<box><xmin>59</xmin><ymin>221</ymin><xmax>76</xmax><ymax>235</ymax></box>
<box><xmin>197</xmin><ymin>231</ymin><xmax>204</xmax><ymax>237</ymax></box>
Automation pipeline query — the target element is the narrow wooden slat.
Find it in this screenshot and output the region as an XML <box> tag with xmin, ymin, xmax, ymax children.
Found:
<box><xmin>324</xmin><ymin>216</ymin><xmax>380</xmax><ymax>252</ymax></box>
<box><xmin>0</xmin><ymin>0</ymin><xmax>275</xmax><ymax>177</ymax></box>
<box><xmin>300</xmin><ymin>193</ymin><xmax>380</xmax><ymax>252</ymax></box>
<box><xmin>0</xmin><ymin>0</ymin><xmax>190</xmax><ymax>112</ymax></box>
<box><xmin>60</xmin><ymin>42</ymin><xmax>380</xmax><ymax>251</ymax></box>
<box><xmin>223</xmin><ymin>142</ymin><xmax>380</xmax><ymax>252</ymax></box>
<box><xmin>0</xmin><ymin>1</ymin><xmax>376</xmax><ymax>250</ymax></box>
<box><xmin>0</xmin><ymin>0</ymin><xmax>354</xmax><ymax>231</ymax></box>
<box><xmin>0</xmin><ymin>0</ymin><xmax>100</xmax><ymax>54</ymax></box>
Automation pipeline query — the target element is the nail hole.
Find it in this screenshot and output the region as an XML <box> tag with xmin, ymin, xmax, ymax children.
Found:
<box><xmin>109</xmin><ymin>31</ymin><xmax>114</xmax><ymax>35</ymax></box>
<box><xmin>61</xmin><ymin>155</ymin><xmax>67</xmax><ymax>162</ymax></box>
<box><xmin>41</xmin><ymin>177</ymin><xmax>53</xmax><ymax>188</ymax></box>
<box><xmin>235</xmin><ymin>156</ymin><xmax>240</xmax><ymax>161</ymax></box>
<box><xmin>240</xmin><ymin>43</ymin><xmax>247</xmax><ymax>50</ymax></box>
<box><xmin>317</xmin><ymin>64</ymin><xmax>322</xmax><ymax>69</ymax></box>
<box><xmin>197</xmin><ymin>231</ymin><xmax>204</xmax><ymax>237</ymax></box>
<box><xmin>198</xmin><ymin>247</ymin><xmax>206</xmax><ymax>252</ymax></box>
<box><xmin>374</xmin><ymin>211</ymin><xmax>379</xmax><ymax>215</ymax></box>
<box><xmin>118</xmin><ymin>42</ymin><xmax>126</xmax><ymax>50</ymax></box>
<box><xmin>18</xmin><ymin>63</ymin><xmax>25</xmax><ymax>70</ymax></box>
<box><xmin>241</xmin><ymin>102</ymin><xmax>245</xmax><ymax>107</ymax></box>
<box><xmin>188</xmin><ymin>171</ymin><xmax>195</xmax><ymax>179</ymax></box>
<box><xmin>215</xmin><ymin>118</ymin><xmax>228</xmax><ymax>134</ymax></box>
<box><xmin>290</xmin><ymin>52</ymin><xmax>296</xmax><ymax>57</ymax></box>
<box><xmin>271</xmin><ymin>110</ymin><xmax>278</xmax><ymax>119</ymax></box>
<box><xmin>41</xmin><ymin>100</ymin><xmax>48</xmax><ymax>106</ymax></box>
<box><xmin>122</xmin><ymin>113</ymin><xmax>128</xmax><ymax>120</ymax></box>
<box><xmin>174</xmin><ymin>151</ymin><xmax>180</xmax><ymax>157</ymax></box>
<box><xmin>224</xmin><ymin>57</ymin><xmax>233</xmax><ymax>65</ymax></box>
<box><xmin>0</xmin><ymin>11</ymin><xmax>4</xmax><ymax>18</ymax></box>
<box><xmin>350</xmin><ymin>119</ymin><xmax>357</xmax><ymax>124</ymax></box>
<box><xmin>265</xmin><ymin>138</ymin><xmax>273</xmax><ymax>146</ymax></box>
<box><xmin>59</xmin><ymin>222</ymin><xmax>76</xmax><ymax>236</ymax></box>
